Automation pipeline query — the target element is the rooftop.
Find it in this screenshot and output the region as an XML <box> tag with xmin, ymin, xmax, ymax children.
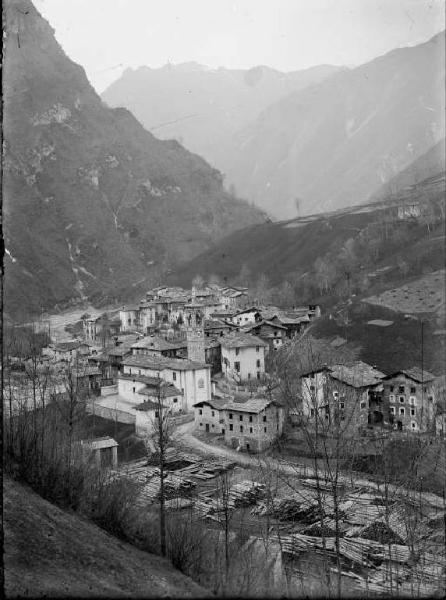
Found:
<box><xmin>329</xmin><ymin>362</ymin><xmax>385</xmax><ymax>388</ymax></box>
<box><xmin>384</xmin><ymin>368</ymin><xmax>437</xmax><ymax>383</ymax></box>
<box><xmin>131</xmin><ymin>335</ymin><xmax>186</xmax><ymax>352</ymax></box>
<box><xmin>81</xmin><ymin>436</ymin><xmax>118</xmax><ymax>450</ymax></box>
<box><xmin>120</xmin><ymin>304</ymin><xmax>139</xmax><ymax>312</ymax></box>
<box><xmin>135</xmin><ymin>400</ymin><xmax>168</xmax><ymax>412</ymax></box>
<box><xmin>220</xmin><ymin>332</ymin><xmax>268</xmax><ymax>349</ymax></box>
<box><xmin>223</xmin><ymin>398</ymin><xmax>279</xmax><ymax>414</ymax></box>
<box><xmin>123</xmin><ymin>355</ymin><xmax>209</xmax><ymax>371</ymax></box>
<box><xmin>138</xmin><ymin>382</ymin><xmax>183</xmax><ymax>398</ymax></box>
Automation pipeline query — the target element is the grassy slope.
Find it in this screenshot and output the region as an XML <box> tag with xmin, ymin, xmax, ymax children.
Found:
<box><xmin>4</xmin><ymin>476</ymin><xmax>208</xmax><ymax>598</ymax></box>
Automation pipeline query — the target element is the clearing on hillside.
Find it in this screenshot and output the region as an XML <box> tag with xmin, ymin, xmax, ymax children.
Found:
<box><xmin>362</xmin><ymin>269</ymin><xmax>445</xmax><ymax>315</ymax></box>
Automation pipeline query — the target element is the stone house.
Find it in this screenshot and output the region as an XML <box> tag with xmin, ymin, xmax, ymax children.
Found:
<box><xmin>381</xmin><ymin>368</ymin><xmax>437</xmax><ymax>433</ymax></box>
<box><xmin>222</xmin><ymin>397</ymin><xmax>285</xmax><ymax>452</ymax></box>
<box><xmin>244</xmin><ymin>320</ymin><xmax>287</xmax><ymax>352</ymax></box>
<box><xmin>220</xmin><ymin>332</ymin><xmax>268</xmax><ymax>382</ymax></box>
<box><xmin>301</xmin><ymin>362</ymin><xmax>385</xmax><ymax>434</ymax></box>
<box><xmin>51</xmin><ymin>341</ymin><xmax>91</xmax><ymax>362</ymax></box>
<box><xmin>130</xmin><ymin>335</ymin><xmax>186</xmax><ymax>358</ymax></box>
<box><xmin>204</xmin><ymin>318</ymin><xmax>234</xmax><ymax>338</ymax></box>
<box><xmin>139</xmin><ymin>301</ymin><xmax>157</xmax><ymax>333</ymax></box>
<box><xmin>193</xmin><ymin>397</ymin><xmax>228</xmax><ymax>434</ymax></box>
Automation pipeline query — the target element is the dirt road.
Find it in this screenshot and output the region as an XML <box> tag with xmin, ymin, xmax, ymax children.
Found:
<box><xmin>172</xmin><ymin>420</ymin><xmax>445</xmax><ymax>508</ymax></box>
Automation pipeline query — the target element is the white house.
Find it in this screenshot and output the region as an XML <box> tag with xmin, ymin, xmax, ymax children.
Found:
<box><xmin>121</xmin><ymin>354</ymin><xmax>211</xmax><ymax>411</ymax></box>
<box><xmin>231</xmin><ymin>307</ymin><xmax>262</xmax><ymax>327</ymax></box>
<box><xmin>134</xmin><ymin>399</ymin><xmax>169</xmax><ymax>436</ymax></box>
<box><xmin>220</xmin><ymin>332</ymin><xmax>268</xmax><ymax>382</ymax></box>
<box><xmin>119</xmin><ymin>305</ymin><xmax>140</xmax><ymax>332</ymax></box>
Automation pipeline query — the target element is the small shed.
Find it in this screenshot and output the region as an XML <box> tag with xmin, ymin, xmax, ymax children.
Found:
<box><xmin>81</xmin><ymin>436</ymin><xmax>118</xmax><ymax>468</ymax></box>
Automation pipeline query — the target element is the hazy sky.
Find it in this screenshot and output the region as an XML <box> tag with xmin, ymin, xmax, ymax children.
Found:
<box><xmin>34</xmin><ymin>0</ymin><xmax>444</xmax><ymax>93</ymax></box>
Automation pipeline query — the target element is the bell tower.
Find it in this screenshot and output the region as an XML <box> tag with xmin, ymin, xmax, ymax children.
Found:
<box><xmin>185</xmin><ymin>305</ymin><xmax>205</xmax><ymax>363</ymax></box>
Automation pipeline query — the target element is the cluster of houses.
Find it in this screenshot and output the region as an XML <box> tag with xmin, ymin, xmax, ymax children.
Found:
<box><xmin>300</xmin><ymin>362</ymin><xmax>440</xmax><ymax>436</ymax></box>
<box><xmin>11</xmin><ymin>282</ymin><xmax>443</xmax><ymax>455</ymax></box>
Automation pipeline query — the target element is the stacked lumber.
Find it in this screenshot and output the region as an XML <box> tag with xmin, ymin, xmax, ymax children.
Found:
<box><xmin>228</xmin><ymin>481</ymin><xmax>266</xmax><ymax>507</ymax></box>
<box><xmin>164</xmin><ymin>497</ymin><xmax>194</xmax><ymax>511</ymax></box>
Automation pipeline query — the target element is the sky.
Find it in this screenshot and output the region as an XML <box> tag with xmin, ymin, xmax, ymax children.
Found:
<box><xmin>34</xmin><ymin>0</ymin><xmax>445</xmax><ymax>93</ymax></box>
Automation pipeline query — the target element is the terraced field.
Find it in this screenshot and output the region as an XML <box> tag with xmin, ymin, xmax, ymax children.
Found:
<box><xmin>363</xmin><ymin>270</ymin><xmax>445</xmax><ymax>315</ymax></box>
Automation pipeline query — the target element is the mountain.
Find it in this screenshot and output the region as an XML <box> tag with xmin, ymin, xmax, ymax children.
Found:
<box><xmin>167</xmin><ymin>165</ymin><xmax>445</xmax><ymax>290</ymax></box>
<box><xmin>220</xmin><ymin>32</ymin><xmax>445</xmax><ymax>219</ymax></box>
<box><xmin>4</xmin><ymin>477</ymin><xmax>207</xmax><ymax>597</ymax></box>
<box><xmin>2</xmin><ymin>0</ymin><xmax>264</xmax><ymax>319</ymax></box>
<box><xmin>101</xmin><ymin>62</ymin><xmax>342</xmax><ymax>188</ymax></box>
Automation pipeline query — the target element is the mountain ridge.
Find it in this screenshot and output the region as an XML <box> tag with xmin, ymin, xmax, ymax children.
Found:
<box><xmin>3</xmin><ymin>0</ymin><xmax>264</xmax><ymax>319</ymax></box>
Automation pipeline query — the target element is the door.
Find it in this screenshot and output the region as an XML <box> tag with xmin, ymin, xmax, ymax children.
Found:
<box><xmin>397</xmin><ymin>420</ymin><xmax>403</xmax><ymax>431</ymax></box>
<box><xmin>205</xmin><ymin>423</ymin><xmax>210</xmax><ymax>432</ymax></box>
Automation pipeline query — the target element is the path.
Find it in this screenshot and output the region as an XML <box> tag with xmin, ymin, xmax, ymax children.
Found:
<box><xmin>172</xmin><ymin>420</ymin><xmax>445</xmax><ymax>509</ymax></box>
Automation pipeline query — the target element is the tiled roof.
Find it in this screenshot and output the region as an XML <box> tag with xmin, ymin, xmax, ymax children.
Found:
<box><xmin>220</xmin><ymin>332</ymin><xmax>268</xmax><ymax>349</ymax></box>
<box><xmin>108</xmin><ymin>346</ymin><xmax>132</xmax><ymax>357</ymax></box>
<box><xmin>131</xmin><ymin>336</ymin><xmax>186</xmax><ymax>351</ymax></box>
<box><xmin>223</xmin><ymin>398</ymin><xmax>278</xmax><ymax>414</ymax></box>
<box><xmin>329</xmin><ymin>362</ymin><xmax>385</xmax><ymax>388</ymax></box>
<box><xmin>54</xmin><ymin>341</ymin><xmax>85</xmax><ymax>352</ymax></box>
<box><xmin>384</xmin><ymin>368</ymin><xmax>436</xmax><ymax>383</ymax></box>
<box><xmin>193</xmin><ymin>397</ymin><xmax>228</xmax><ymax>410</ymax></box>
<box><xmin>233</xmin><ymin>306</ymin><xmax>261</xmax><ymax>316</ymax></box>
<box><xmin>139</xmin><ymin>382</ymin><xmax>183</xmax><ymax>398</ymax></box>
<box><xmin>123</xmin><ymin>355</ymin><xmax>209</xmax><ymax>371</ymax></box>
<box><xmin>244</xmin><ymin>319</ymin><xmax>287</xmax><ymax>331</ymax></box>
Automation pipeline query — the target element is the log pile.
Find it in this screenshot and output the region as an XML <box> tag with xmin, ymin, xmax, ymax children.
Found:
<box><xmin>228</xmin><ymin>481</ymin><xmax>266</xmax><ymax>508</ymax></box>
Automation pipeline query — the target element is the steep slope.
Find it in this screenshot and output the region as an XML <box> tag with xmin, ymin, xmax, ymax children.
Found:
<box><xmin>2</xmin><ymin>0</ymin><xmax>263</xmax><ymax>319</ymax></box>
<box><xmin>370</xmin><ymin>138</ymin><xmax>445</xmax><ymax>202</ymax></box>
<box><xmin>4</xmin><ymin>477</ymin><xmax>207</xmax><ymax>597</ymax></box>
<box><xmin>102</xmin><ymin>62</ymin><xmax>341</xmax><ymax>180</ymax></box>
<box><xmin>221</xmin><ymin>32</ymin><xmax>445</xmax><ymax>218</ymax></box>
<box><xmin>167</xmin><ymin>168</ymin><xmax>445</xmax><ymax>288</ymax></box>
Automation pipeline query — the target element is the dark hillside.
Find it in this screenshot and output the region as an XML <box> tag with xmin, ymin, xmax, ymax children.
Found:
<box><xmin>4</xmin><ymin>477</ymin><xmax>207</xmax><ymax>597</ymax></box>
<box><xmin>3</xmin><ymin>0</ymin><xmax>263</xmax><ymax>320</ymax></box>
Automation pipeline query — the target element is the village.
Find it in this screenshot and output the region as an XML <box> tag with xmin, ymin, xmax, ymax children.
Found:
<box><xmin>4</xmin><ymin>280</ymin><xmax>446</xmax><ymax>596</ymax></box>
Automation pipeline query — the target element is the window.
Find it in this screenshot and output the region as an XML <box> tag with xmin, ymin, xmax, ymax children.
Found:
<box><xmin>248</xmin><ymin>373</ymin><xmax>251</xmax><ymax>379</ymax></box>
<box><xmin>340</xmin><ymin>402</ymin><xmax>345</xmax><ymax>410</ymax></box>
<box><xmin>257</xmin><ymin>372</ymin><xmax>261</xmax><ymax>380</ymax></box>
<box><xmin>310</xmin><ymin>385</ymin><xmax>315</xmax><ymax>392</ymax></box>
<box><xmin>173</xmin><ymin>398</ymin><xmax>178</xmax><ymax>403</ymax></box>
<box><xmin>155</xmin><ymin>411</ymin><xmax>159</xmax><ymax>418</ymax></box>
<box><xmin>389</xmin><ymin>394</ymin><xmax>395</xmax><ymax>402</ymax></box>
<box><xmin>333</xmin><ymin>391</ymin><xmax>339</xmax><ymax>399</ymax></box>
<box><xmin>212</xmin><ymin>424</ymin><xmax>214</xmax><ymax>428</ymax></box>
<box><xmin>234</xmin><ymin>362</ymin><xmax>240</xmax><ymax>372</ymax></box>
<box><xmin>198</xmin><ymin>378</ymin><xmax>204</xmax><ymax>389</ymax></box>
<box><xmin>410</xmin><ymin>408</ymin><xmax>415</xmax><ymax>416</ymax></box>
<box><xmin>263</xmin><ymin>415</ymin><xmax>267</xmax><ymax>422</ymax></box>
<box><xmin>249</xmin><ymin>415</ymin><xmax>253</xmax><ymax>423</ymax></box>
<box><xmin>410</xmin><ymin>386</ymin><xmax>416</xmax><ymax>394</ymax></box>
<box><xmin>399</xmin><ymin>396</ymin><xmax>405</xmax><ymax>403</ymax></box>
<box><xmin>211</xmin><ymin>410</ymin><xmax>215</xmax><ymax>417</ymax></box>
<box><xmin>229</xmin><ymin>424</ymin><xmax>233</xmax><ymax>431</ymax></box>
<box><xmin>423</xmin><ymin>387</ymin><xmax>427</xmax><ymax>393</ymax></box>
<box><xmin>360</xmin><ymin>401</ymin><xmax>367</xmax><ymax>409</ymax></box>
<box><xmin>199</xmin><ymin>409</ymin><xmax>203</xmax><ymax>415</ymax></box>
<box><xmin>229</xmin><ymin>413</ymin><xmax>233</xmax><ymax>420</ymax></box>
<box><xmin>390</xmin><ymin>386</ymin><xmax>394</xmax><ymax>392</ymax></box>
<box><xmin>239</xmin><ymin>415</ymin><xmax>243</xmax><ymax>421</ymax></box>
<box><xmin>411</xmin><ymin>421</ymin><xmax>417</xmax><ymax>430</ymax></box>
<box><xmin>133</xmin><ymin>387</ymin><xmax>136</xmax><ymax>394</ymax></box>
<box><xmin>399</xmin><ymin>386</ymin><xmax>405</xmax><ymax>394</ymax></box>
<box><xmin>428</xmin><ymin>396</ymin><xmax>433</xmax><ymax>403</ymax></box>
<box><xmin>240</xmin><ymin>425</ymin><xmax>243</xmax><ymax>432</ymax></box>
<box><xmin>235</xmin><ymin>348</ymin><xmax>240</xmax><ymax>356</ymax></box>
<box><xmin>256</xmin><ymin>359</ymin><xmax>261</xmax><ymax>368</ymax></box>
<box><xmin>256</xmin><ymin>346</ymin><xmax>260</xmax><ymax>352</ymax></box>
<box><xmin>264</xmin><ymin>427</ymin><xmax>267</xmax><ymax>433</ymax></box>
<box><xmin>390</xmin><ymin>406</ymin><xmax>395</xmax><ymax>415</ymax></box>
<box><xmin>173</xmin><ymin>372</ymin><xmax>176</xmax><ymax>381</ymax></box>
<box><xmin>249</xmin><ymin>427</ymin><xmax>253</xmax><ymax>434</ymax></box>
<box><xmin>400</xmin><ymin>407</ymin><xmax>405</xmax><ymax>416</ymax></box>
